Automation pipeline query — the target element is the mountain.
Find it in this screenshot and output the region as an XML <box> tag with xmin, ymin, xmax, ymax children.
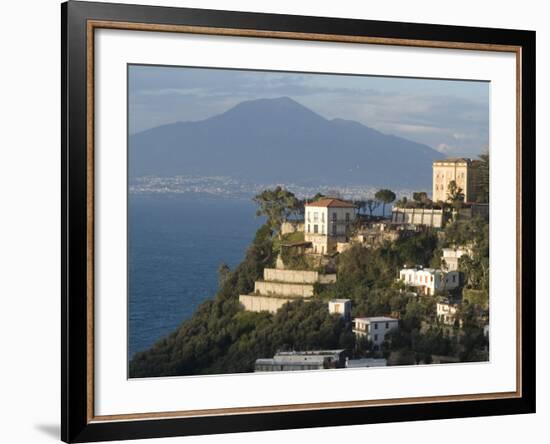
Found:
<box><xmin>129</xmin><ymin>97</ymin><xmax>441</xmax><ymax>189</ymax></box>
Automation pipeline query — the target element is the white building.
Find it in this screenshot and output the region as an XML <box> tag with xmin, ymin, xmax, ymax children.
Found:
<box><xmin>328</xmin><ymin>299</ymin><xmax>351</xmax><ymax>320</ymax></box>
<box><xmin>399</xmin><ymin>267</ymin><xmax>460</xmax><ymax>295</ymax></box>
<box><xmin>436</xmin><ymin>301</ymin><xmax>459</xmax><ymax>325</ymax></box>
<box><xmin>441</xmin><ymin>247</ymin><xmax>471</xmax><ymax>271</ymax></box>
<box><xmin>304</xmin><ymin>198</ymin><xmax>356</xmax><ymax>255</ymax></box>
<box><xmin>254</xmin><ymin>350</ymin><xmax>345</xmax><ymax>372</ymax></box>
<box><xmin>352</xmin><ymin>316</ymin><xmax>399</xmax><ymax>348</ymax></box>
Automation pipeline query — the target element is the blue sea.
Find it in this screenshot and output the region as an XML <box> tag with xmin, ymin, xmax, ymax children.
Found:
<box><xmin>128</xmin><ymin>195</ymin><xmax>263</xmax><ymax>359</ymax></box>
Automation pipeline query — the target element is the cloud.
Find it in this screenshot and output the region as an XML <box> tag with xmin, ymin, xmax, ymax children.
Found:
<box><xmin>128</xmin><ymin>65</ymin><xmax>489</xmax><ymax>157</ymax></box>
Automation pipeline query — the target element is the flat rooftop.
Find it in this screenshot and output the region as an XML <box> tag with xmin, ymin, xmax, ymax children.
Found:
<box><xmin>275</xmin><ymin>349</ymin><xmax>345</xmax><ymax>356</ymax></box>
<box><xmin>353</xmin><ymin>316</ymin><xmax>398</xmax><ymax>323</ymax></box>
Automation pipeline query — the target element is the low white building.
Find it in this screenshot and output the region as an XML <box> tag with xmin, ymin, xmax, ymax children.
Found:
<box><xmin>304</xmin><ymin>198</ymin><xmax>356</xmax><ymax>255</ymax></box>
<box><xmin>436</xmin><ymin>301</ymin><xmax>459</xmax><ymax>325</ymax></box>
<box><xmin>328</xmin><ymin>299</ymin><xmax>351</xmax><ymax>320</ymax></box>
<box><xmin>254</xmin><ymin>350</ymin><xmax>345</xmax><ymax>372</ymax></box>
<box><xmin>353</xmin><ymin>316</ymin><xmax>399</xmax><ymax>348</ymax></box>
<box><xmin>441</xmin><ymin>247</ymin><xmax>471</xmax><ymax>271</ymax></box>
<box><xmin>399</xmin><ymin>267</ymin><xmax>460</xmax><ymax>295</ymax></box>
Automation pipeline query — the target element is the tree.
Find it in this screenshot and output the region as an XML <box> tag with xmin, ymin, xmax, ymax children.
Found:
<box><xmin>354</xmin><ymin>200</ymin><xmax>366</xmax><ymax>215</ymax></box>
<box><xmin>413</xmin><ymin>192</ymin><xmax>428</xmax><ymax>203</ymax></box>
<box><xmin>394</xmin><ymin>196</ymin><xmax>408</xmax><ymax>208</ymax></box>
<box><xmin>311</xmin><ymin>193</ymin><xmax>327</xmax><ymax>202</ymax></box>
<box><xmin>412</xmin><ymin>191</ymin><xmax>433</xmax><ymax>208</ymax></box>
<box><xmin>446</xmin><ymin>180</ymin><xmax>465</xmax><ymax>209</ymax></box>
<box><xmin>253</xmin><ymin>187</ymin><xmax>300</xmax><ymax>237</ymax></box>
<box><xmin>365</xmin><ymin>198</ymin><xmax>381</xmax><ymax>217</ymax></box>
<box><xmin>374</xmin><ymin>189</ymin><xmax>396</xmax><ymax>217</ymax></box>
<box><xmin>476</xmin><ymin>153</ymin><xmax>489</xmax><ymax>203</ymax></box>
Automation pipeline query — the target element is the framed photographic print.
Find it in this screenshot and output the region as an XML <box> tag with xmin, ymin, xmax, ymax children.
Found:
<box><xmin>61</xmin><ymin>1</ymin><xmax>536</xmax><ymax>442</ymax></box>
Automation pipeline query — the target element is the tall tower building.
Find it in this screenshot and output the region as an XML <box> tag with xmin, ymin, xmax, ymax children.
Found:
<box><xmin>432</xmin><ymin>158</ymin><xmax>480</xmax><ymax>203</ymax></box>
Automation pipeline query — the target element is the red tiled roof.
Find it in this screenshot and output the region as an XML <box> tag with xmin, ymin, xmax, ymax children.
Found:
<box><xmin>305</xmin><ymin>198</ymin><xmax>356</xmax><ymax>208</ymax></box>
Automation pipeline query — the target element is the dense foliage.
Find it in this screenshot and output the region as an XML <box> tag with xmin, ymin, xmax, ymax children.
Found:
<box><xmin>476</xmin><ymin>153</ymin><xmax>490</xmax><ymax>203</ymax></box>
<box><xmin>444</xmin><ymin>216</ymin><xmax>490</xmax><ymax>292</ymax></box>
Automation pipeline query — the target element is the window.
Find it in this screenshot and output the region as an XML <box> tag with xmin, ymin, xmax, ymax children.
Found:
<box><xmin>385</xmin><ymin>322</ymin><xmax>389</xmax><ymax>328</ymax></box>
<box><xmin>332</xmin><ymin>212</ymin><xmax>337</xmax><ymax>221</ymax></box>
<box><xmin>332</xmin><ymin>224</ymin><xmax>337</xmax><ymax>235</ymax></box>
<box><xmin>307</xmin><ymin>224</ymin><xmax>310</xmax><ymax>233</ymax></box>
<box><xmin>313</xmin><ymin>212</ymin><xmax>318</xmax><ymax>222</ymax></box>
<box><xmin>452</xmin><ymin>274</ymin><xmax>456</xmax><ymax>282</ymax></box>
<box><xmin>345</xmin><ymin>213</ymin><xmax>350</xmax><ymax>222</ymax></box>
<box><xmin>374</xmin><ymin>334</ymin><xmax>378</xmax><ymax>341</ymax></box>
<box><xmin>374</xmin><ymin>323</ymin><xmax>378</xmax><ymax>330</ymax></box>
<box><xmin>321</xmin><ymin>212</ymin><xmax>325</xmax><ymax>222</ymax></box>
<box><xmin>314</xmin><ymin>224</ymin><xmax>318</xmax><ymax>234</ymax></box>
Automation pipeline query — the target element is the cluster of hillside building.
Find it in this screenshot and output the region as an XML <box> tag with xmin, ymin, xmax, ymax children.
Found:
<box><xmin>254</xmin><ymin>303</ymin><xmax>398</xmax><ymax>371</ymax></box>
<box><xmin>392</xmin><ymin>157</ymin><xmax>488</xmax><ymax>228</ymax></box>
<box><xmin>245</xmin><ymin>158</ymin><xmax>488</xmax><ymax>371</ymax></box>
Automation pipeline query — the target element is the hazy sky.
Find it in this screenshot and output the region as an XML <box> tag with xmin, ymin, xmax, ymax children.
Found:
<box><xmin>129</xmin><ymin>65</ymin><xmax>489</xmax><ymax>158</ymax></box>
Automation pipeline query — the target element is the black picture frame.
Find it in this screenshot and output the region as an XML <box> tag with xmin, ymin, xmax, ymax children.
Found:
<box><xmin>61</xmin><ymin>1</ymin><xmax>536</xmax><ymax>442</ymax></box>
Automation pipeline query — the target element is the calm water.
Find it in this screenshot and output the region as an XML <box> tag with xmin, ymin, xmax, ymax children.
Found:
<box><xmin>128</xmin><ymin>195</ymin><xmax>263</xmax><ymax>359</ymax></box>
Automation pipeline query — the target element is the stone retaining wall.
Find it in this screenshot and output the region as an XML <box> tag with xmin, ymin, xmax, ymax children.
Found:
<box><xmin>239</xmin><ymin>295</ymin><xmax>303</xmax><ymax>313</ymax></box>
<box><xmin>254</xmin><ymin>281</ymin><xmax>314</xmax><ymax>298</ymax></box>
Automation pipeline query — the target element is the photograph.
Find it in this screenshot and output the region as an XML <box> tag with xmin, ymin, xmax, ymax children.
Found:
<box><xmin>127</xmin><ymin>65</ymin><xmax>491</xmax><ymax>378</ymax></box>
<box><xmin>58</xmin><ymin>2</ymin><xmax>536</xmax><ymax>441</ymax></box>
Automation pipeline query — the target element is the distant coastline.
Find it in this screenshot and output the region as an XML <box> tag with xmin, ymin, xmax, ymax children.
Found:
<box><xmin>129</xmin><ymin>175</ymin><xmax>417</xmax><ymax>203</ymax></box>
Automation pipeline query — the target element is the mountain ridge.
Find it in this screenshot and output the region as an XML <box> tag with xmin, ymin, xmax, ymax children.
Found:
<box><xmin>130</xmin><ymin>97</ymin><xmax>442</xmax><ymax>189</ymax></box>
